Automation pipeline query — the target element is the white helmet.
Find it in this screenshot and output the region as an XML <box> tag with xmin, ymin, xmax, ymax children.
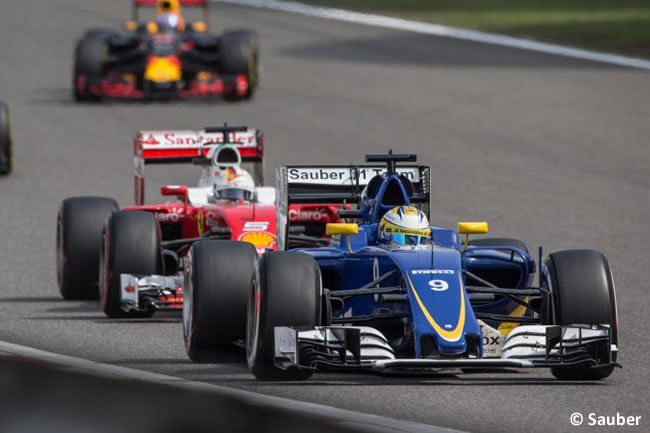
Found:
<box><xmin>213</xmin><ymin>167</ymin><xmax>255</xmax><ymax>202</ymax></box>
<box><xmin>378</xmin><ymin>206</ymin><xmax>431</xmax><ymax>246</ymax></box>
<box><xmin>156</xmin><ymin>13</ymin><xmax>180</xmax><ymax>32</ymax></box>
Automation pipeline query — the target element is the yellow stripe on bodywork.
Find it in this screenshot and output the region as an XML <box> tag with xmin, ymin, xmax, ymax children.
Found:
<box><xmin>497</xmin><ymin>297</ymin><xmax>529</xmax><ymax>335</ymax></box>
<box><xmin>407</xmin><ymin>275</ymin><xmax>466</xmax><ymax>342</ymax></box>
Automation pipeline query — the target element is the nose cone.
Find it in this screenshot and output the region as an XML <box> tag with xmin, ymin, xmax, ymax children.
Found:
<box><xmin>145</xmin><ymin>56</ymin><xmax>181</xmax><ymax>83</ymax></box>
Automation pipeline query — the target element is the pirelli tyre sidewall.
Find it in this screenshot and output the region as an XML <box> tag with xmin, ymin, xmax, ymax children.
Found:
<box><xmin>543</xmin><ymin>249</ymin><xmax>618</xmax><ymax>380</ymax></box>
<box><xmin>0</xmin><ymin>101</ymin><xmax>11</xmax><ymax>175</ymax></box>
<box><xmin>183</xmin><ymin>240</ymin><xmax>257</xmax><ymax>363</ymax></box>
<box><xmin>247</xmin><ymin>251</ymin><xmax>322</xmax><ymax>381</ymax></box>
<box><xmin>100</xmin><ymin>210</ymin><xmax>161</xmax><ymax>318</ymax></box>
<box><xmin>57</xmin><ymin>197</ymin><xmax>119</xmax><ymax>300</ymax></box>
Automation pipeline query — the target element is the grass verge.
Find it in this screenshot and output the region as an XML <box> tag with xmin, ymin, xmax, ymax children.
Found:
<box><xmin>294</xmin><ymin>0</ymin><xmax>650</xmax><ymax>59</ymax></box>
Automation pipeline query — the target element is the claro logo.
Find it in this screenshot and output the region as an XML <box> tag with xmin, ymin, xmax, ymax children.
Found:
<box><xmin>289</xmin><ymin>207</ymin><xmax>329</xmax><ymax>222</ymax></box>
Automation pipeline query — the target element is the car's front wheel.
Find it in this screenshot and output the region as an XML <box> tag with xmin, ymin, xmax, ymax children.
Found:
<box><xmin>100</xmin><ymin>211</ymin><xmax>161</xmax><ymax>318</ymax></box>
<box><xmin>543</xmin><ymin>249</ymin><xmax>618</xmax><ymax>380</ymax></box>
<box><xmin>247</xmin><ymin>251</ymin><xmax>321</xmax><ymax>381</ymax></box>
<box><xmin>183</xmin><ymin>240</ymin><xmax>257</xmax><ymax>362</ymax></box>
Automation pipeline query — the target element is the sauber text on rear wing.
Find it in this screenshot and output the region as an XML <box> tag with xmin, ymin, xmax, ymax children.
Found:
<box><xmin>275</xmin><ymin>162</ymin><xmax>430</xmax><ymax>250</ymax></box>
<box><xmin>133</xmin><ymin>126</ymin><xmax>264</xmax><ymax>205</ymax></box>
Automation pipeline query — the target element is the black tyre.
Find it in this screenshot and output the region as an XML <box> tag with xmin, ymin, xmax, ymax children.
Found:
<box><xmin>57</xmin><ymin>197</ymin><xmax>118</xmax><ymax>300</ymax></box>
<box><xmin>0</xmin><ymin>101</ymin><xmax>11</xmax><ymax>175</ymax></box>
<box><xmin>83</xmin><ymin>28</ymin><xmax>115</xmax><ymax>40</ymax></box>
<box><xmin>100</xmin><ymin>211</ymin><xmax>161</xmax><ymax>318</ymax></box>
<box><xmin>220</xmin><ymin>30</ymin><xmax>259</xmax><ymax>99</ymax></box>
<box><xmin>73</xmin><ymin>35</ymin><xmax>107</xmax><ymax>101</ymax></box>
<box><xmin>247</xmin><ymin>252</ymin><xmax>321</xmax><ymax>381</ymax></box>
<box><xmin>469</xmin><ymin>237</ymin><xmax>529</xmax><ymax>254</ymax></box>
<box><xmin>543</xmin><ymin>249</ymin><xmax>618</xmax><ymax>380</ymax></box>
<box><xmin>183</xmin><ymin>240</ymin><xmax>257</xmax><ymax>362</ymax></box>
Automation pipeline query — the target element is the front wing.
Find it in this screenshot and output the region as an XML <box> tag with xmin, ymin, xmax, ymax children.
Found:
<box><xmin>273</xmin><ymin>325</ymin><xmax>619</xmax><ymax>373</ymax></box>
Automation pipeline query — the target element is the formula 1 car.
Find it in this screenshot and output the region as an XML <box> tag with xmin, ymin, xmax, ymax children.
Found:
<box><xmin>73</xmin><ymin>0</ymin><xmax>258</xmax><ymax>101</ymax></box>
<box><xmin>56</xmin><ymin>125</ymin><xmax>341</xmax><ymax>320</ymax></box>
<box><xmin>185</xmin><ymin>152</ymin><xmax>620</xmax><ymax>381</ymax></box>
<box><xmin>0</xmin><ymin>100</ymin><xmax>12</xmax><ymax>175</ymax></box>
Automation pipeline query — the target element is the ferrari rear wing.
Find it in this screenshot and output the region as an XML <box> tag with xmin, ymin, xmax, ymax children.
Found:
<box><xmin>134</xmin><ymin>126</ymin><xmax>264</xmax><ymax>205</ymax></box>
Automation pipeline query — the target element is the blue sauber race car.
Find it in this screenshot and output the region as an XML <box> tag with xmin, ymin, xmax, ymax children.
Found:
<box><xmin>184</xmin><ymin>152</ymin><xmax>620</xmax><ymax>381</ymax></box>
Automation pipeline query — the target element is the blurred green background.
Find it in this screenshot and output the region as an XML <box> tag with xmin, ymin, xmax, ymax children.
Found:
<box><xmin>296</xmin><ymin>0</ymin><xmax>650</xmax><ymax>58</ymax></box>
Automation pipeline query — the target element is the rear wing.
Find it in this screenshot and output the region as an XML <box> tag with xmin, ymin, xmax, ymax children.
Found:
<box><xmin>275</xmin><ymin>160</ymin><xmax>431</xmax><ymax>250</ymax></box>
<box><xmin>132</xmin><ymin>0</ymin><xmax>209</xmax><ymax>26</ymax></box>
<box><xmin>134</xmin><ymin>126</ymin><xmax>264</xmax><ymax>205</ymax></box>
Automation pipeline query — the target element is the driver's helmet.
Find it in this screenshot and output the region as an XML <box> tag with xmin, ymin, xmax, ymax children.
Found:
<box><xmin>378</xmin><ymin>206</ymin><xmax>431</xmax><ymax>246</ymax></box>
<box><xmin>213</xmin><ymin>167</ymin><xmax>255</xmax><ymax>202</ymax></box>
<box><xmin>155</xmin><ymin>13</ymin><xmax>181</xmax><ymax>32</ymax></box>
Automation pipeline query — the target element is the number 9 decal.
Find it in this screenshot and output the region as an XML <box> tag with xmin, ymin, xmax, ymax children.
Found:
<box><xmin>428</xmin><ymin>279</ymin><xmax>449</xmax><ymax>291</ymax></box>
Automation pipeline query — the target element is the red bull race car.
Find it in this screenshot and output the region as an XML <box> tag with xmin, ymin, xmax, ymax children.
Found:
<box><xmin>73</xmin><ymin>0</ymin><xmax>258</xmax><ymax>101</ymax></box>
<box><xmin>56</xmin><ymin>125</ymin><xmax>342</xmax><ymax>319</ymax></box>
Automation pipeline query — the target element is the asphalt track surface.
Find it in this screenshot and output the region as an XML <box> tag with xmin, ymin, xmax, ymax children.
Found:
<box><xmin>1</xmin><ymin>1</ymin><xmax>649</xmax><ymax>432</ymax></box>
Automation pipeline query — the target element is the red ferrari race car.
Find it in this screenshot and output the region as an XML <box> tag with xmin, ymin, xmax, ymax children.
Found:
<box><xmin>73</xmin><ymin>0</ymin><xmax>258</xmax><ymax>101</ymax></box>
<box><xmin>56</xmin><ymin>125</ymin><xmax>341</xmax><ymax>319</ymax></box>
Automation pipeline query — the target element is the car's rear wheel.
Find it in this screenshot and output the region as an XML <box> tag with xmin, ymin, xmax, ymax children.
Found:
<box><xmin>73</xmin><ymin>35</ymin><xmax>108</xmax><ymax>102</ymax></box>
<box><xmin>183</xmin><ymin>240</ymin><xmax>257</xmax><ymax>362</ymax></box>
<box><xmin>247</xmin><ymin>252</ymin><xmax>321</xmax><ymax>381</ymax></box>
<box><xmin>543</xmin><ymin>249</ymin><xmax>618</xmax><ymax>380</ymax></box>
<box><xmin>220</xmin><ymin>30</ymin><xmax>259</xmax><ymax>100</ymax></box>
<box><xmin>100</xmin><ymin>211</ymin><xmax>161</xmax><ymax>318</ymax></box>
<box><xmin>0</xmin><ymin>101</ymin><xmax>12</xmax><ymax>175</ymax></box>
<box><xmin>57</xmin><ymin>197</ymin><xmax>118</xmax><ymax>300</ymax></box>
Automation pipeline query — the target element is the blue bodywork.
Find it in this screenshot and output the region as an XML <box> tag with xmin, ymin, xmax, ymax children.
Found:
<box><xmin>293</xmin><ymin>172</ymin><xmax>535</xmax><ymax>359</ymax></box>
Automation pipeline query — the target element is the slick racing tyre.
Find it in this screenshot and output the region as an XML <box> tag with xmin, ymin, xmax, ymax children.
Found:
<box><xmin>247</xmin><ymin>252</ymin><xmax>321</xmax><ymax>381</ymax></box>
<box><xmin>0</xmin><ymin>101</ymin><xmax>11</xmax><ymax>175</ymax></box>
<box><xmin>220</xmin><ymin>30</ymin><xmax>259</xmax><ymax>100</ymax></box>
<box><xmin>184</xmin><ymin>240</ymin><xmax>257</xmax><ymax>363</ymax></box>
<box><xmin>469</xmin><ymin>237</ymin><xmax>529</xmax><ymax>254</ymax></box>
<box><xmin>73</xmin><ymin>35</ymin><xmax>107</xmax><ymax>102</ymax></box>
<box><xmin>57</xmin><ymin>197</ymin><xmax>119</xmax><ymax>300</ymax></box>
<box><xmin>100</xmin><ymin>211</ymin><xmax>161</xmax><ymax>318</ymax></box>
<box><xmin>543</xmin><ymin>249</ymin><xmax>618</xmax><ymax>380</ymax></box>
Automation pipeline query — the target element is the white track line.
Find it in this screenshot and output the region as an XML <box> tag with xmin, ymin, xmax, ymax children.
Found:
<box><xmin>214</xmin><ymin>0</ymin><xmax>650</xmax><ymax>70</ymax></box>
<box><xmin>0</xmin><ymin>340</ymin><xmax>464</xmax><ymax>433</ymax></box>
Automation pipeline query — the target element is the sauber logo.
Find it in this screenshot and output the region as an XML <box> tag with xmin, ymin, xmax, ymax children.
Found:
<box><xmin>289</xmin><ymin>207</ymin><xmax>330</xmax><ymax>222</ymax></box>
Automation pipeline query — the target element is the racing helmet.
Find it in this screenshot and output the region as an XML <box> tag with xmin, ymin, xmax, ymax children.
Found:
<box><xmin>378</xmin><ymin>206</ymin><xmax>431</xmax><ymax>246</ymax></box>
<box><xmin>155</xmin><ymin>13</ymin><xmax>181</xmax><ymax>31</ymax></box>
<box><xmin>213</xmin><ymin>167</ymin><xmax>255</xmax><ymax>202</ymax></box>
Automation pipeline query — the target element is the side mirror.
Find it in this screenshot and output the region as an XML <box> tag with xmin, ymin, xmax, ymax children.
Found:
<box><xmin>192</xmin><ymin>21</ymin><xmax>208</xmax><ymax>32</ymax></box>
<box><xmin>122</xmin><ymin>20</ymin><xmax>138</xmax><ymax>32</ymax></box>
<box><xmin>161</xmin><ymin>185</ymin><xmax>188</xmax><ymax>198</ymax></box>
<box><xmin>326</xmin><ymin>223</ymin><xmax>358</xmax><ymax>236</ymax></box>
<box><xmin>457</xmin><ymin>221</ymin><xmax>488</xmax><ymax>252</ymax></box>
<box><xmin>457</xmin><ymin>222</ymin><xmax>488</xmax><ymax>235</ymax></box>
